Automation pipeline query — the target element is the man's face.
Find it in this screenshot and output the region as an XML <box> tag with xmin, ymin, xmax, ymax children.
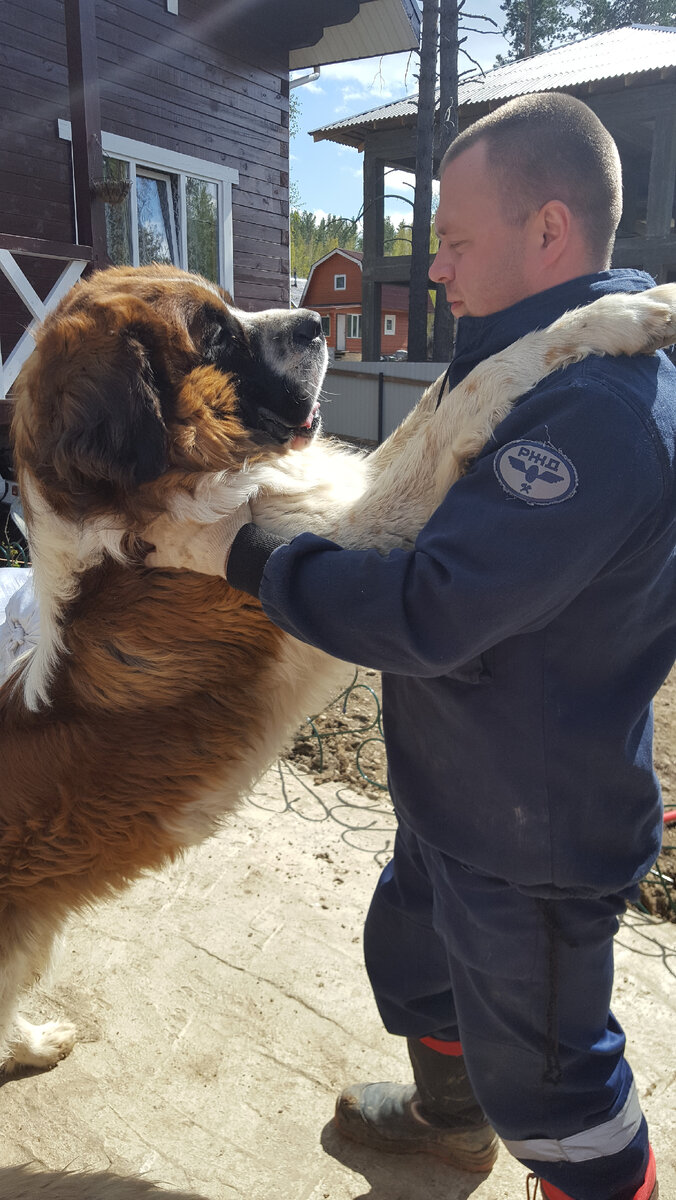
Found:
<box><xmin>429</xmin><ymin>140</ymin><xmax>538</xmax><ymax>319</ymax></box>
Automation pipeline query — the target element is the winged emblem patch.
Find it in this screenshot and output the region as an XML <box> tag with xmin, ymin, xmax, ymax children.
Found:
<box><xmin>494</xmin><ymin>440</ymin><xmax>578</xmax><ymax>505</ymax></box>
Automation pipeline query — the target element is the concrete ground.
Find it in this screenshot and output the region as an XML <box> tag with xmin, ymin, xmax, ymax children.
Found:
<box><xmin>1</xmin><ymin>759</ymin><xmax>674</xmax><ymax>1200</ymax></box>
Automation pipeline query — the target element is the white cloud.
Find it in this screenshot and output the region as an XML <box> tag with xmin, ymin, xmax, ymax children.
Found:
<box><xmin>385</xmin><ymin>169</ymin><xmax>416</xmax><ymax>196</ymax></box>
<box><xmin>303</xmin><ymin>81</ymin><xmax>324</xmax><ymax>94</ymax></box>
<box><xmin>341</xmin><ymin>87</ymin><xmax>385</xmax><ymax>105</ymax></box>
<box><xmin>313</xmin><ymin>208</ymin><xmax>330</xmax><ymax>222</ymax></box>
<box><xmin>321</xmin><ymin>52</ymin><xmax>416</xmax><ymax>96</ymax></box>
<box><xmin>384</xmin><ymin>170</ymin><xmax>440</xmax><ymax>201</ymax></box>
<box><xmin>386</xmin><ymin>211</ymin><xmax>413</xmax><ymax>230</ymax></box>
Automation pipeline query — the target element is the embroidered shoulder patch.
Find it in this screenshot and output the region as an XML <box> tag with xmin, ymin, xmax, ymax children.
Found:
<box><xmin>494</xmin><ymin>440</ymin><xmax>578</xmax><ymax>506</ymax></box>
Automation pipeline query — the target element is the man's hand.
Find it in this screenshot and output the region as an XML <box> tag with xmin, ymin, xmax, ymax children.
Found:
<box><xmin>145</xmin><ymin>503</ymin><xmax>252</xmax><ymax>577</ymax></box>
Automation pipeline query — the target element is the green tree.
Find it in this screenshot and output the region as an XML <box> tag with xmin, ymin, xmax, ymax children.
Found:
<box><xmin>186</xmin><ymin>178</ymin><xmax>219</xmax><ymax>282</ymax></box>
<box><xmin>289</xmin><ymin>92</ymin><xmax>303</xmax><ymax>210</ymax></box>
<box><xmin>290</xmin><ymin>210</ymin><xmax>363</xmax><ymax>279</ymax></box>
<box><xmin>575</xmin><ymin>0</ymin><xmax>675</xmax><ymax>32</ymax></box>
<box><xmin>496</xmin><ymin>0</ymin><xmax>576</xmax><ymax>61</ymax></box>
<box><xmin>498</xmin><ymin>0</ymin><xmax>674</xmax><ymax>62</ymax></box>
<box><xmin>384</xmin><ymin>217</ymin><xmax>413</xmax><ymax>255</ymax></box>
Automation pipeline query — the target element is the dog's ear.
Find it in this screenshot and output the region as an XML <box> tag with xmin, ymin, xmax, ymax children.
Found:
<box><xmin>15</xmin><ymin>295</ymin><xmax>184</xmax><ymax>515</ymax></box>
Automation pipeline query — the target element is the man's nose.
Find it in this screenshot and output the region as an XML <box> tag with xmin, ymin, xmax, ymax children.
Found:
<box><xmin>429</xmin><ymin>249</ymin><xmax>452</xmax><ymax>284</ymax></box>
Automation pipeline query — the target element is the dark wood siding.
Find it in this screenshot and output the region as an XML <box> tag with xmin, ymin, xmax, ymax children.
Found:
<box><xmin>0</xmin><ymin>0</ymin><xmax>75</xmax><ymax>364</ymax></box>
<box><xmin>0</xmin><ymin>0</ymin><xmax>290</xmax><ymax>368</ymax></box>
<box><xmin>95</xmin><ymin>0</ymin><xmax>290</xmax><ymax>309</ymax></box>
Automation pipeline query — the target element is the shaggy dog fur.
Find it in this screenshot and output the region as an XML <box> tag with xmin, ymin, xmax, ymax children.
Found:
<box><xmin>1</xmin><ymin>263</ymin><xmax>674</xmax><ymax>1091</ymax></box>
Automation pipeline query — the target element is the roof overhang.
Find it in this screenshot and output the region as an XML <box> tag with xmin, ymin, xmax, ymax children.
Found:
<box><xmin>310</xmin><ymin>25</ymin><xmax>676</xmax><ymax>146</ymax></box>
<box><xmin>289</xmin><ymin>0</ymin><xmax>420</xmax><ymax>68</ymax></box>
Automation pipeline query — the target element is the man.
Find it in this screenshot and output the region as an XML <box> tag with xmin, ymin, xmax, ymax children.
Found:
<box><xmin>153</xmin><ymin>95</ymin><xmax>673</xmax><ymax>1198</ymax></box>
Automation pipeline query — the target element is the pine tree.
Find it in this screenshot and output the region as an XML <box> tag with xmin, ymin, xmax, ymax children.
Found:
<box><xmin>496</xmin><ymin>0</ymin><xmax>576</xmax><ymax>61</ymax></box>
<box><xmin>498</xmin><ymin>0</ymin><xmax>675</xmax><ymax>62</ymax></box>
<box><xmin>290</xmin><ymin>210</ymin><xmax>362</xmax><ymax>279</ymax></box>
<box><xmin>575</xmin><ymin>0</ymin><xmax>675</xmax><ymax>32</ymax></box>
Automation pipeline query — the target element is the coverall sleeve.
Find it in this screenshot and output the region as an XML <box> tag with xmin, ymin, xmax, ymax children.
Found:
<box><xmin>258</xmin><ymin>379</ymin><xmax>667</xmax><ymax>675</ymax></box>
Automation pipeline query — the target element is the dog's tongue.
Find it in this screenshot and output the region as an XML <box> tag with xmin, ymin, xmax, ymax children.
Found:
<box><xmin>291</xmin><ymin>401</ymin><xmax>320</xmax><ymax>450</ymax></box>
<box><xmin>301</xmin><ymin>400</ymin><xmax>320</xmax><ymax>428</ymax></box>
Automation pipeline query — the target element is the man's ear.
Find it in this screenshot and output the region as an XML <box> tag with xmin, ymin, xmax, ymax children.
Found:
<box><xmin>538</xmin><ymin>200</ymin><xmax>572</xmax><ymax>259</ymax></box>
<box><xmin>14</xmin><ymin>296</ymin><xmax>175</xmax><ymax>516</ymax></box>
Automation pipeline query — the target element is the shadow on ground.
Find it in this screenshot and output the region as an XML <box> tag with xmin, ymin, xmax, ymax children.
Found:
<box><xmin>320</xmin><ymin>1120</ymin><xmax>487</xmax><ymax>1200</ymax></box>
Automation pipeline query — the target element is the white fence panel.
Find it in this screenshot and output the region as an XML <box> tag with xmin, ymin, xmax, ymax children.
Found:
<box><xmin>321</xmin><ymin>360</ymin><xmax>445</xmax><ymax>443</ymax></box>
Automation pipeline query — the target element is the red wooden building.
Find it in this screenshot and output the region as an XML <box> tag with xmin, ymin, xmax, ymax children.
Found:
<box><xmin>301</xmin><ymin>248</ymin><xmax>417</xmax><ymax>359</ymax></box>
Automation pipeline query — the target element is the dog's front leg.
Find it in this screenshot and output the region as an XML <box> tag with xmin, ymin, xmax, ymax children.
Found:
<box><xmin>425</xmin><ymin>283</ymin><xmax>676</xmax><ymax>512</ymax></box>
<box><xmin>328</xmin><ymin>284</ymin><xmax>676</xmax><ymax>553</ymax></box>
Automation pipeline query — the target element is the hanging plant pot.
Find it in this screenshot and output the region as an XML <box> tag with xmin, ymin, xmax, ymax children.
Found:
<box><xmin>91</xmin><ymin>178</ymin><xmax>132</xmax><ymax>205</ymax></box>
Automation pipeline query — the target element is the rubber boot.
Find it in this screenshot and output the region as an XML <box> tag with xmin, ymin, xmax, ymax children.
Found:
<box><xmin>526</xmin><ymin>1144</ymin><xmax>659</xmax><ymax>1199</ymax></box>
<box><xmin>333</xmin><ymin>1037</ymin><xmax>498</xmax><ymax>1174</ymax></box>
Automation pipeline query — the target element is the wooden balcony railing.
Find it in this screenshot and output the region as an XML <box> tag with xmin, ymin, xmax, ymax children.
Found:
<box><xmin>0</xmin><ymin>234</ymin><xmax>92</xmax><ymax>420</ymax></box>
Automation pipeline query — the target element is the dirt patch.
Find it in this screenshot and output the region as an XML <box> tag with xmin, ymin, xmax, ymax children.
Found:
<box><xmin>289</xmin><ymin>667</ymin><xmax>676</xmax><ymax>921</ymax></box>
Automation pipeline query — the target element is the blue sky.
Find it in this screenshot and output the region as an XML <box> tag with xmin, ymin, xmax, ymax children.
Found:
<box><xmin>290</xmin><ymin>0</ymin><xmax>510</xmax><ymax>227</ymax></box>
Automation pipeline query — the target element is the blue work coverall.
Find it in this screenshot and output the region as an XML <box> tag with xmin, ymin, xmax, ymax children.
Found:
<box><xmin>228</xmin><ymin>269</ymin><xmax>676</xmax><ymax>1198</ymax></box>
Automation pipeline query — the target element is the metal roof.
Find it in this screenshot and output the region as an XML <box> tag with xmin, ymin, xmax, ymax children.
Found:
<box><xmin>312</xmin><ymin>25</ymin><xmax>676</xmax><ymax>144</ymax></box>
<box><xmin>289</xmin><ymin>0</ymin><xmax>420</xmax><ymax>69</ymax></box>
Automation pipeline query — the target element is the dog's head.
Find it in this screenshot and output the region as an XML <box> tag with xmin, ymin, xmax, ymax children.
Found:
<box><xmin>12</xmin><ymin>264</ymin><xmax>327</xmax><ymax>522</ymax></box>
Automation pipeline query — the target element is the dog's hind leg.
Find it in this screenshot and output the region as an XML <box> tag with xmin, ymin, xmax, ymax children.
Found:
<box><xmin>0</xmin><ymin>914</ymin><xmax>76</xmax><ymax>1074</ymax></box>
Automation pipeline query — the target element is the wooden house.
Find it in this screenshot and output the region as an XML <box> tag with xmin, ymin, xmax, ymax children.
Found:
<box><xmin>300</xmin><ymin>247</ymin><xmax>416</xmax><ymax>358</ymax></box>
<box><xmin>0</xmin><ymin>0</ymin><xmax>420</xmax><ymax>423</ymax></box>
<box><xmin>312</xmin><ymin>25</ymin><xmax>676</xmax><ymax>361</ymax></box>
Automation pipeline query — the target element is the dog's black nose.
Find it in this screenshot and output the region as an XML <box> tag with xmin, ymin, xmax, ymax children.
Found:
<box><xmin>293</xmin><ymin>310</ymin><xmax>324</xmax><ymax>346</ymax></box>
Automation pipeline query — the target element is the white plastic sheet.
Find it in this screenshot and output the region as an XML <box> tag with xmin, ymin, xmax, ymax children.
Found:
<box><xmin>0</xmin><ymin>567</ymin><xmax>38</xmax><ymax>684</ymax></box>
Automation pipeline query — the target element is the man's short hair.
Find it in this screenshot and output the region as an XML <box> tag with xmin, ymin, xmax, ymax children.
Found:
<box><xmin>440</xmin><ymin>93</ymin><xmax>622</xmax><ymax>266</ymax></box>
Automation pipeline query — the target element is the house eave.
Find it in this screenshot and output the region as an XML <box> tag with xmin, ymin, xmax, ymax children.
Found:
<box><xmin>289</xmin><ymin>0</ymin><xmax>420</xmax><ymax>69</ymax></box>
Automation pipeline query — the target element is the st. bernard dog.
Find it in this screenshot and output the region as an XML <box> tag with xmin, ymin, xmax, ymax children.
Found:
<box><xmin>1</xmin><ymin>263</ymin><xmax>674</xmax><ymax>1077</ymax></box>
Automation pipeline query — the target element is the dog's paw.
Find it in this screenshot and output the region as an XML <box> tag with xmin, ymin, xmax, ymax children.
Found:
<box><xmin>7</xmin><ymin>1016</ymin><xmax>77</xmax><ymax>1071</ymax></box>
<box><xmin>580</xmin><ymin>285</ymin><xmax>676</xmax><ymax>358</ymax></box>
<box><xmin>633</xmin><ymin>284</ymin><xmax>676</xmax><ymax>353</ymax></box>
<box><xmin>618</xmin><ymin>285</ymin><xmax>676</xmax><ymax>356</ymax></box>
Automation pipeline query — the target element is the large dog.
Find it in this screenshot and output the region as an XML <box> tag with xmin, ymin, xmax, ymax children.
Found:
<box><xmin>1</xmin><ymin>263</ymin><xmax>674</xmax><ymax>1076</ymax></box>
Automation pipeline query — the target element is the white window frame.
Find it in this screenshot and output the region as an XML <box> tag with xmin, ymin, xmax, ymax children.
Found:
<box><xmin>346</xmin><ymin>313</ymin><xmax>362</xmax><ymax>339</ymax></box>
<box><xmin>58</xmin><ymin>120</ymin><xmax>239</xmax><ymax>296</ymax></box>
<box><xmin>334</xmin><ymin>273</ymin><xmax>346</xmax><ymax>290</ymax></box>
<box><xmin>384</xmin><ymin>314</ymin><xmax>396</xmax><ymax>335</ymax></box>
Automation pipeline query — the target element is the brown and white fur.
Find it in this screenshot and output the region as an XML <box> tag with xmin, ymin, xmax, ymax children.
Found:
<box><xmin>2</xmin><ymin>263</ymin><xmax>674</xmax><ymax>1076</ymax></box>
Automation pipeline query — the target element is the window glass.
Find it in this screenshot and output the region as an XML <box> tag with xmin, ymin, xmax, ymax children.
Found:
<box><xmin>103</xmin><ymin>157</ymin><xmax>132</xmax><ymax>266</ymax></box>
<box><xmin>321</xmin><ymin>314</ymin><xmax>330</xmax><ymax>336</ymax></box>
<box><xmin>99</xmin><ymin>147</ymin><xmax>226</xmax><ymax>285</ymax></box>
<box><xmin>136</xmin><ymin>172</ymin><xmax>176</xmax><ymax>265</ymax></box>
<box><xmin>335</xmin><ymin>274</ymin><xmax>346</xmax><ymax>290</ymax></box>
<box><xmin>187</xmin><ymin>177</ymin><xmax>219</xmax><ymax>282</ymax></box>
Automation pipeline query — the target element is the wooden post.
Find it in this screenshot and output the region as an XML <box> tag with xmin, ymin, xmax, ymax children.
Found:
<box><xmin>432</xmin><ymin>0</ymin><xmax>458</xmax><ymax>362</ymax></box>
<box><xmin>646</xmin><ymin>109</ymin><xmax>676</xmax><ymax>283</ymax></box>
<box><xmin>408</xmin><ymin>0</ymin><xmax>438</xmax><ymax>362</ymax></box>
<box><xmin>362</xmin><ymin>151</ymin><xmax>384</xmax><ymax>362</ymax></box>
<box><xmin>64</xmin><ymin>0</ymin><xmax>109</xmax><ymax>267</ymax></box>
